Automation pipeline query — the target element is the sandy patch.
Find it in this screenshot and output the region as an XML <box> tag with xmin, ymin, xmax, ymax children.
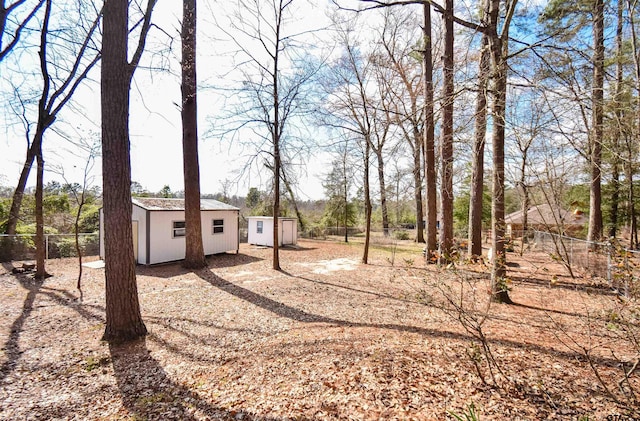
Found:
<box><xmin>297</xmin><ymin>257</ymin><xmax>359</xmax><ymax>275</ymax></box>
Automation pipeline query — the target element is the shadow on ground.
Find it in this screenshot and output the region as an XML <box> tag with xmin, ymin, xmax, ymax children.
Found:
<box><xmin>137</xmin><ymin>253</ymin><xmax>263</xmax><ymax>278</ymax></box>
<box><xmin>109</xmin><ymin>338</ymin><xmax>280</xmax><ymax>420</ymax></box>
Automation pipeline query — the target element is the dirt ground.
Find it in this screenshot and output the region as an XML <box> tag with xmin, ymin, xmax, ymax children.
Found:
<box><xmin>0</xmin><ymin>238</ymin><xmax>639</xmax><ymax>420</ymax></box>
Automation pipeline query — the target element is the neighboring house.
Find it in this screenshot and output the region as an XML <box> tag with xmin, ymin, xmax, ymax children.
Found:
<box><xmin>99</xmin><ymin>197</ymin><xmax>239</xmax><ymax>265</ymax></box>
<box><xmin>247</xmin><ymin>216</ymin><xmax>297</xmax><ymax>247</ymax></box>
<box><xmin>505</xmin><ymin>204</ymin><xmax>586</xmax><ymax>236</ymax></box>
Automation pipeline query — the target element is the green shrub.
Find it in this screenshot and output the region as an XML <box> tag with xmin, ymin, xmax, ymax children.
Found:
<box><xmin>393</xmin><ymin>230</ymin><xmax>410</xmax><ymax>240</ymax></box>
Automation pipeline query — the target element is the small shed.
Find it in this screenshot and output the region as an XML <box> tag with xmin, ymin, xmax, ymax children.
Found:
<box><xmin>505</xmin><ymin>204</ymin><xmax>586</xmax><ymax>237</ymax></box>
<box><xmin>99</xmin><ymin>197</ymin><xmax>239</xmax><ymax>265</ymax></box>
<box><xmin>247</xmin><ymin>216</ymin><xmax>297</xmax><ymax>247</ymax></box>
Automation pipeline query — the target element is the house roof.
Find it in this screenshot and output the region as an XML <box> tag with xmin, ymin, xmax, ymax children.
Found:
<box><xmin>131</xmin><ymin>197</ymin><xmax>239</xmax><ymax>211</ymax></box>
<box><xmin>505</xmin><ymin>204</ymin><xmax>586</xmax><ymax>227</ymax></box>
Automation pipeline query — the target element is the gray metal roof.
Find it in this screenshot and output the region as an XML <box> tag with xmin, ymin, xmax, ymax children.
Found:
<box><xmin>246</xmin><ymin>216</ymin><xmax>297</xmax><ymax>220</ymax></box>
<box><xmin>132</xmin><ymin>197</ymin><xmax>239</xmax><ymax>211</ymax></box>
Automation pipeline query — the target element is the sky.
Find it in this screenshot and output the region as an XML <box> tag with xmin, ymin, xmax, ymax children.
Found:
<box><xmin>0</xmin><ymin>0</ymin><xmax>551</xmax><ymax>202</ymax></box>
<box><xmin>0</xmin><ymin>0</ymin><xmax>337</xmax><ymax>201</ymax></box>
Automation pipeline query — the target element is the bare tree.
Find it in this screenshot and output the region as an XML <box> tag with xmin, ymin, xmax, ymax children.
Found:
<box><xmin>355</xmin><ymin>0</ymin><xmax>518</xmax><ymax>300</ymax></box>
<box><xmin>322</xmin><ymin>15</ymin><xmax>375</xmax><ymax>263</ymax></box>
<box><xmin>370</xmin><ymin>60</ymin><xmax>395</xmax><ymax>237</ymax></box>
<box><xmin>377</xmin><ymin>8</ymin><xmax>425</xmax><ymax>242</ymax></box>
<box><xmin>55</xmin><ymin>140</ymin><xmax>100</xmax><ymax>300</ymax></box>
<box><xmin>587</xmin><ymin>0</ymin><xmax>605</xmax><ymax>242</ymax></box>
<box><xmin>6</xmin><ymin>0</ymin><xmax>101</xmax><ymax>278</ymax></box>
<box><xmin>486</xmin><ymin>0</ymin><xmax>517</xmax><ymax>304</ymax></box>
<box><xmin>468</xmin><ymin>34</ymin><xmax>489</xmax><ymax>260</ymax></box>
<box><xmin>216</xmin><ymin>0</ymin><xmax>319</xmax><ymax>270</ymax></box>
<box><xmin>439</xmin><ymin>0</ymin><xmax>454</xmax><ymax>263</ymax></box>
<box><xmin>423</xmin><ymin>2</ymin><xmax>437</xmax><ymax>258</ymax></box>
<box><xmin>4</xmin><ymin>0</ymin><xmax>101</xmax><ymax>243</ymax></box>
<box><xmin>101</xmin><ymin>0</ymin><xmax>157</xmax><ymax>342</ymax></box>
<box><xmin>181</xmin><ymin>0</ymin><xmax>206</xmax><ymax>269</ymax></box>
<box><xmin>608</xmin><ymin>0</ymin><xmax>624</xmax><ymax>239</ymax></box>
<box><xmin>0</xmin><ymin>0</ymin><xmax>44</xmax><ymax>61</ymax></box>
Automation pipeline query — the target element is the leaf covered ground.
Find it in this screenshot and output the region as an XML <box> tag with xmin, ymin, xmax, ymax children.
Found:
<box><xmin>0</xmin><ymin>238</ymin><xmax>638</xmax><ymax>420</ymax></box>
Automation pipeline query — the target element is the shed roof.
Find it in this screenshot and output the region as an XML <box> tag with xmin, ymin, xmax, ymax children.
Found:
<box><xmin>132</xmin><ymin>197</ymin><xmax>239</xmax><ymax>211</ymax></box>
<box><xmin>505</xmin><ymin>204</ymin><xmax>586</xmax><ymax>227</ymax></box>
<box><xmin>246</xmin><ymin>216</ymin><xmax>297</xmax><ymax>220</ymax></box>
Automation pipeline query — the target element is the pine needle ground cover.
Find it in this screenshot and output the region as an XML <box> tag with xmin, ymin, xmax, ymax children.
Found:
<box><xmin>0</xmin><ymin>240</ymin><xmax>637</xmax><ymax>419</ymax></box>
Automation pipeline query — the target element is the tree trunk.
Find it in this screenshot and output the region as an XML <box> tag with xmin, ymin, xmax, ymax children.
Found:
<box><xmin>273</xmin><ymin>146</ymin><xmax>281</xmax><ymax>269</ymax></box>
<box><xmin>413</xmin><ymin>126</ymin><xmax>424</xmax><ymax>243</ymax></box>
<box><xmin>376</xmin><ymin>150</ymin><xmax>390</xmax><ymax>237</ymax></box>
<box><xmin>363</xmin><ymin>136</ymin><xmax>372</xmax><ymax>264</ymax></box>
<box><xmin>628</xmin><ymin>140</ymin><xmax>637</xmax><ymax>249</ymax></box>
<box><xmin>281</xmin><ymin>169</ymin><xmax>305</xmax><ymax>231</ymax></box>
<box><xmin>609</xmin><ymin>0</ymin><xmax>624</xmax><ymax>239</ymax></box>
<box><xmin>181</xmin><ymin>0</ymin><xmax>206</xmax><ymax>269</ymax></box>
<box><xmin>343</xmin><ymin>156</ymin><xmax>349</xmax><ymax>243</ymax></box>
<box><xmin>74</xmin><ymin>193</ymin><xmax>85</xmax><ymax>294</ymax></box>
<box><xmin>468</xmin><ymin>34</ymin><xmax>489</xmax><ymax>260</ymax></box>
<box><xmin>5</xmin><ymin>143</ymin><xmax>37</xmax><ymax>236</ymax></box>
<box><xmin>488</xmin><ymin>0</ymin><xmax>513</xmax><ymax>304</ymax></box>
<box><xmin>34</xmin><ymin>143</ymin><xmax>48</xmax><ymax>279</ymax></box>
<box><xmin>271</xmin><ymin>0</ymin><xmax>283</xmax><ymax>271</ymax></box>
<box><xmin>33</xmin><ymin>0</ymin><xmax>52</xmax><ymax>280</ymax></box>
<box><xmin>439</xmin><ymin>0</ymin><xmax>454</xmax><ymax>263</ymax></box>
<box><xmin>423</xmin><ymin>3</ymin><xmax>437</xmax><ymax>260</ymax></box>
<box><xmin>101</xmin><ymin>0</ymin><xmax>146</xmax><ymax>342</ymax></box>
<box><xmin>588</xmin><ymin>0</ymin><xmax>604</xmax><ymax>243</ymax></box>
<box><xmin>490</xmin><ymin>55</ymin><xmax>511</xmax><ymax>304</ymax></box>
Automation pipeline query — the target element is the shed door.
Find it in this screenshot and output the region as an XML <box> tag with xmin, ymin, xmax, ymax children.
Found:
<box><xmin>132</xmin><ymin>221</ymin><xmax>139</xmax><ymax>263</ymax></box>
<box><xmin>282</xmin><ymin>220</ymin><xmax>294</xmax><ymax>245</ymax></box>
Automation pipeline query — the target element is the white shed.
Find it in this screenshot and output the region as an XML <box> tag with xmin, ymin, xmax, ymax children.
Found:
<box><xmin>247</xmin><ymin>216</ymin><xmax>297</xmax><ymax>247</ymax></box>
<box><xmin>99</xmin><ymin>197</ymin><xmax>239</xmax><ymax>265</ymax></box>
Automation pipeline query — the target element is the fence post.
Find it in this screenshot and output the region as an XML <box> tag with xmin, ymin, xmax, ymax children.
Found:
<box><xmin>45</xmin><ymin>235</ymin><xmax>49</xmax><ymax>260</ymax></box>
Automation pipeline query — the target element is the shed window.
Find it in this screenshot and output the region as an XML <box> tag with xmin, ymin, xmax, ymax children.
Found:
<box><xmin>213</xmin><ymin>219</ymin><xmax>224</xmax><ymax>234</ymax></box>
<box><xmin>257</xmin><ymin>220</ymin><xmax>263</xmax><ymax>234</ymax></box>
<box><xmin>172</xmin><ymin>221</ymin><xmax>186</xmax><ymax>238</ymax></box>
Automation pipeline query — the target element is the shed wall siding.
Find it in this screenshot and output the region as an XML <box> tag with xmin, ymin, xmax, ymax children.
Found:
<box><xmin>248</xmin><ymin>218</ymin><xmax>274</xmax><ymax>247</ymax></box>
<box><xmin>148</xmin><ymin>210</ymin><xmax>238</xmax><ymax>265</ymax></box>
<box><xmin>247</xmin><ymin>217</ymin><xmax>297</xmax><ymax>247</ymax></box>
<box><xmin>132</xmin><ymin>204</ymin><xmax>147</xmax><ymax>264</ymax></box>
<box><xmin>201</xmin><ymin>210</ymin><xmax>239</xmax><ymax>255</ymax></box>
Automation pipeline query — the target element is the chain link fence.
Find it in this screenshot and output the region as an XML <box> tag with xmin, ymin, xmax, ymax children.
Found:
<box><xmin>0</xmin><ymin>233</ymin><xmax>99</xmax><ymax>262</ymax></box>
<box><xmin>526</xmin><ymin>230</ymin><xmax>640</xmax><ymax>297</ymax></box>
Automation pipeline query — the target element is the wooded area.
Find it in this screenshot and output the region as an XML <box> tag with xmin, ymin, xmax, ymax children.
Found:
<box><xmin>1</xmin><ymin>0</ymin><xmax>640</xmax><ymax>417</ymax></box>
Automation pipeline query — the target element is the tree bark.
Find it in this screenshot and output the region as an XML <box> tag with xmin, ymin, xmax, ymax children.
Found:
<box><xmin>363</xmin><ymin>135</ymin><xmax>372</xmax><ymax>264</ymax></box>
<box><xmin>609</xmin><ymin>0</ymin><xmax>624</xmax><ymax>239</ymax></box>
<box><xmin>181</xmin><ymin>0</ymin><xmax>206</xmax><ymax>269</ymax></box>
<box><xmin>101</xmin><ymin>0</ymin><xmax>146</xmax><ymax>342</ymax></box>
<box><xmin>439</xmin><ymin>0</ymin><xmax>454</xmax><ymax>263</ymax></box>
<box><xmin>423</xmin><ymin>3</ymin><xmax>437</xmax><ymax>260</ymax></box>
<box><xmin>33</xmin><ymin>0</ymin><xmax>52</xmax><ymax>279</ymax></box>
<box><xmin>5</xmin><ymin>143</ymin><xmax>37</xmax><ymax>237</ymax></box>
<box><xmin>588</xmin><ymin>0</ymin><xmax>604</xmax><ymax>243</ymax></box>
<box><xmin>281</xmin><ymin>168</ymin><xmax>305</xmax><ymax>231</ymax></box>
<box><xmin>271</xmin><ymin>2</ymin><xmax>282</xmax><ymax>271</ymax></box>
<box><xmin>375</xmin><ymin>149</ymin><xmax>390</xmax><ymax>237</ymax></box>
<box><xmin>488</xmin><ymin>0</ymin><xmax>513</xmax><ymax>304</ymax></box>
<box><xmin>412</xmin><ymin>124</ymin><xmax>424</xmax><ymax>243</ymax></box>
<box><xmin>343</xmin><ymin>151</ymin><xmax>349</xmax><ymax>243</ymax></box>
<box><xmin>468</xmin><ymin>34</ymin><xmax>489</xmax><ymax>260</ymax></box>
<box><xmin>34</xmin><ymin>142</ymin><xmax>47</xmax><ymax>279</ymax></box>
